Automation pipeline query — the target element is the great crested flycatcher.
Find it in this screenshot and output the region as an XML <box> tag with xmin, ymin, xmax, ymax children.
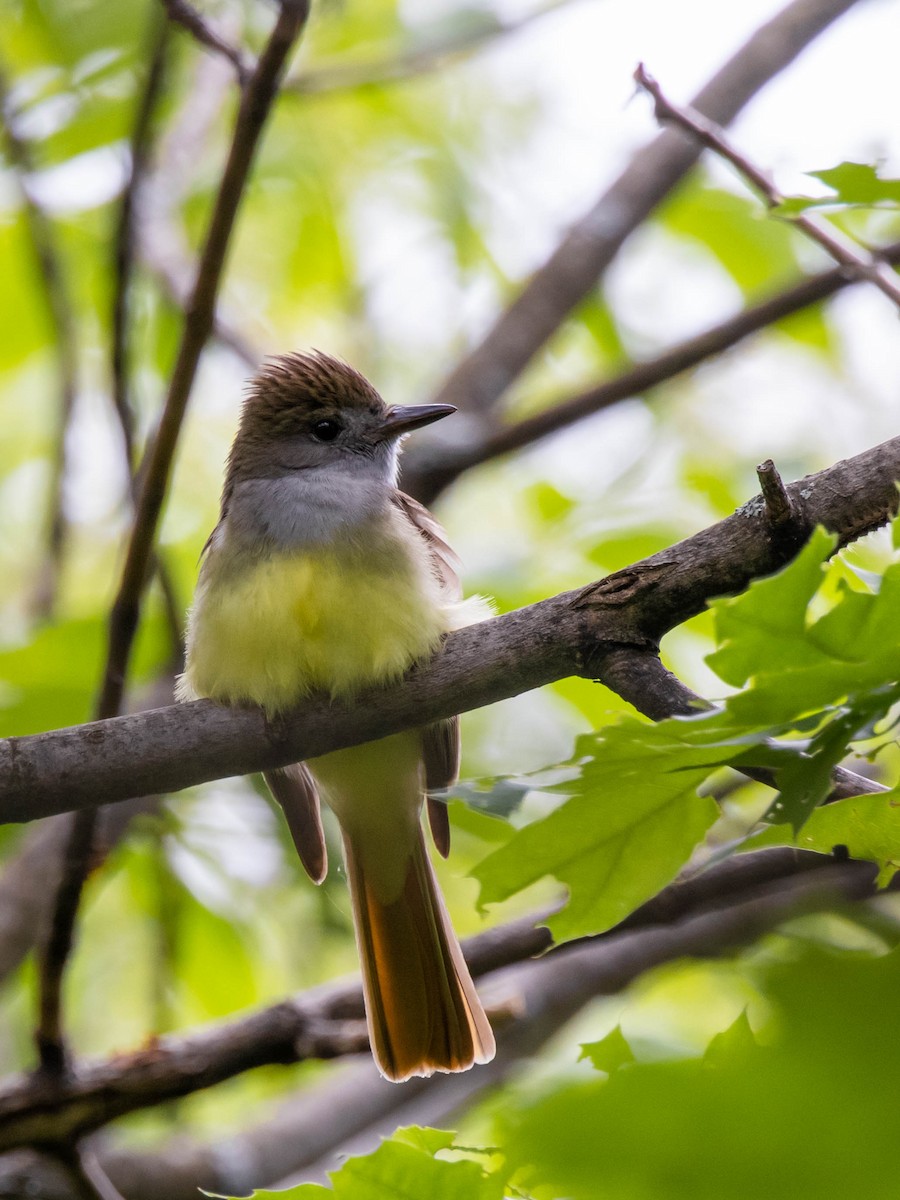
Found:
<box><xmin>179</xmin><ymin>350</ymin><xmax>495</xmax><ymax>1081</ymax></box>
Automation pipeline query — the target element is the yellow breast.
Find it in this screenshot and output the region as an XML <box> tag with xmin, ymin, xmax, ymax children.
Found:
<box><xmin>181</xmin><ymin>538</ymin><xmax>448</xmax><ymax>714</ymax></box>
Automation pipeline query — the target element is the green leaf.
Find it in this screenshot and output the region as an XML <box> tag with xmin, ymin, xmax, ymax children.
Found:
<box><xmin>449</xmin><ymin>777</ymin><xmax>534</xmax><ymax>821</ymax></box>
<box><xmin>764</xmin><ymin>690</ymin><xmax>900</xmax><ymax>832</ymax></box>
<box><xmin>756</xmin><ymin>789</ymin><xmax>900</xmax><ymax>887</ymax></box>
<box><xmin>707</xmin><ymin>526</ymin><xmax>836</xmax><ymax>690</ymax></box>
<box><xmin>703</xmin><ymin>1009</ymin><xmax>756</xmax><ymax>1065</ymax></box>
<box><xmin>811</xmin><ymin>160</ymin><xmax>900</xmax><ymax>202</ymax></box>
<box><xmin>709</xmin><ymin>529</ymin><xmax>900</xmax><ymax>727</ymax></box>
<box><xmin>580</xmin><ymin>1025</ymin><xmax>636</xmax><ymax>1073</ymax></box>
<box><xmin>502</xmin><ymin>947</ymin><xmax>900</xmax><ymax>1199</ymax></box>
<box><xmin>662</xmin><ymin>183</ymin><xmax>801</xmax><ymax>294</ymax></box>
<box><xmin>391</xmin><ymin>1125</ymin><xmax>458</xmax><ymax>1154</ymax></box>
<box><xmin>472</xmin><ymin>720</ymin><xmax>719</xmax><ymax>940</ymax></box>
<box><xmin>239</xmin><ymin>1127</ymin><xmax>505</xmax><ymax>1199</ymax></box>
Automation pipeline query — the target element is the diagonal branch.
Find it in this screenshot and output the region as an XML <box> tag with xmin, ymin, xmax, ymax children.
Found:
<box><xmin>406</xmin><ymin>238</ymin><xmax>900</xmax><ymax>503</ymax></box>
<box><xmin>110</xmin><ymin>13</ymin><xmax>170</xmax><ymax>472</ymax></box>
<box><xmin>108</xmin><ymin>12</ymin><xmax>185</xmax><ymax>660</ymax></box>
<box><xmin>634</xmin><ymin>64</ymin><xmax>900</xmax><ymax>310</ymax></box>
<box><xmin>0</xmin><ymin>851</ymin><xmax>839</xmax><ymax>1197</ymax></box>
<box><xmin>424</xmin><ymin>0</ymin><xmax>861</xmax><ymax>420</ymax></box>
<box><xmin>160</xmin><ymin>0</ymin><xmax>253</xmax><ymax>83</ymax></box>
<box><xmin>2</xmin><ymin>431</ymin><xmax>898</xmax><ymax>824</ymax></box>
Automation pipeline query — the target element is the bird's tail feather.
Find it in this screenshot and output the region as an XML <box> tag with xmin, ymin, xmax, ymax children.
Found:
<box><xmin>342</xmin><ymin>826</ymin><xmax>495</xmax><ymax>1082</ymax></box>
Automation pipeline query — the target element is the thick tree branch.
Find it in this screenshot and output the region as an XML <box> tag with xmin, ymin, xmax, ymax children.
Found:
<box><xmin>405</xmin><ymin>239</ymin><xmax>900</xmax><ymax>504</ymax></box>
<box><xmin>635</xmin><ymin>64</ymin><xmax>900</xmax><ymax>310</ymax></box>
<box><xmin>0</xmin><ymin>850</ymin><xmax>882</xmax><ymax>1157</ymax></box>
<box><xmin>2</xmin><ymin>433</ymin><xmax>898</xmax><ymax>825</ymax></box>
<box><xmin>423</xmin><ymin>0</ymin><xmax>860</xmax><ymax>423</ymax></box>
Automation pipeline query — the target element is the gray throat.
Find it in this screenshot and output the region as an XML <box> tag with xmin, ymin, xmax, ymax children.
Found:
<box><xmin>224</xmin><ymin>465</ymin><xmax>394</xmax><ymax>555</ymax></box>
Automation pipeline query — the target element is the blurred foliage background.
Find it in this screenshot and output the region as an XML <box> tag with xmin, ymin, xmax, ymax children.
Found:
<box><xmin>2</xmin><ymin>0</ymin><xmax>900</xmax><ymax>1194</ymax></box>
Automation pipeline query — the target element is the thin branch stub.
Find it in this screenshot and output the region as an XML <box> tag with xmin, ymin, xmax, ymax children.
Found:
<box><xmin>634</xmin><ymin>62</ymin><xmax>900</xmax><ymax>312</ymax></box>
<box><xmin>756</xmin><ymin>458</ymin><xmax>795</xmax><ymax>528</ymax></box>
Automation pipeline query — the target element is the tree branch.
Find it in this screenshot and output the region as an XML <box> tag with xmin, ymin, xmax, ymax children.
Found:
<box><xmin>159</xmin><ymin>0</ymin><xmax>253</xmax><ymax>84</ymax></box>
<box><xmin>136</xmin><ymin>26</ymin><xmax>263</xmax><ymax>372</ymax></box>
<box><xmin>0</xmin><ymin>850</ymin><xmax>883</xmax><ymax>1157</ymax></box>
<box><xmin>634</xmin><ymin>63</ymin><xmax>900</xmax><ymax>310</ymax></box>
<box><xmin>3</xmin><ymin>432</ymin><xmax>897</xmax><ymax>824</ymax></box>
<box><xmin>0</xmin><ymin>850</ymin><xmax>840</xmax><ymax>1197</ymax></box>
<box><xmin>101</xmin><ymin>0</ymin><xmax>309</xmax><ymax>722</ymax></box>
<box><xmin>598</xmin><ymin>646</ymin><xmax>885</xmax><ymax>802</ymax></box>
<box><xmin>405</xmin><ymin>238</ymin><xmax>900</xmax><ymax>504</ymax></box>
<box><xmin>422</xmin><ymin>0</ymin><xmax>861</xmax><ymax>423</ymax></box>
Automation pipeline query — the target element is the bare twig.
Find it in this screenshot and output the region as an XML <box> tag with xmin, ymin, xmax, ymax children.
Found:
<box><xmin>136</xmin><ymin>20</ymin><xmax>263</xmax><ymax>370</ymax></box>
<box><xmin>634</xmin><ymin>63</ymin><xmax>900</xmax><ymax>311</ymax></box>
<box><xmin>34</xmin><ymin>0</ymin><xmax>311</xmax><ymax>1077</ymax></box>
<box><xmin>284</xmin><ymin>0</ymin><xmax>570</xmax><ymax>95</ymax></box>
<box><xmin>110</xmin><ymin>12</ymin><xmax>169</xmax><ymax>470</ymax></box>
<box><xmin>160</xmin><ymin>0</ymin><xmax>253</xmax><ymax>84</ymax></box>
<box><xmin>405</xmin><ymin>239</ymin><xmax>900</xmax><ymax>504</ymax></box>
<box><xmin>0</xmin><ymin>64</ymin><xmax>79</xmax><ymax>620</ymax></box>
<box><xmin>108</xmin><ymin>13</ymin><xmax>186</xmax><ymax>662</ymax></box>
<box><xmin>3</xmin><ymin>432</ymin><xmax>899</xmax><ymax>823</ymax></box>
<box><xmin>423</xmin><ymin>0</ymin><xmax>860</xmax><ymax>422</ymax></box>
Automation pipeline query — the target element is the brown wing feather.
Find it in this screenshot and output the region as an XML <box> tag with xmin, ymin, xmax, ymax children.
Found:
<box><xmin>393</xmin><ymin>491</ymin><xmax>463</xmax><ymax>857</ymax></box>
<box><xmin>422</xmin><ymin>719</ymin><xmax>459</xmax><ymax>857</ymax></box>
<box><xmin>392</xmin><ymin>490</ymin><xmax>462</xmax><ymax>599</ymax></box>
<box><xmin>264</xmin><ymin>765</ymin><xmax>328</xmax><ymax>884</ymax></box>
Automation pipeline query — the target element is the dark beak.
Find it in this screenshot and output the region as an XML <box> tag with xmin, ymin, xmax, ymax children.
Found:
<box><xmin>372</xmin><ymin>403</ymin><xmax>456</xmax><ymax>442</ymax></box>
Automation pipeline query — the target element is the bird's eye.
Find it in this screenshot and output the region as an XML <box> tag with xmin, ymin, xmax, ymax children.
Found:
<box><xmin>311</xmin><ymin>419</ymin><xmax>342</xmax><ymax>443</ymax></box>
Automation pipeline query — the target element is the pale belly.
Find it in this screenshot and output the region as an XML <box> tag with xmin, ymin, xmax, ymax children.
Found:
<box><xmin>181</xmin><ymin>543</ymin><xmax>448</xmax><ymax>713</ymax></box>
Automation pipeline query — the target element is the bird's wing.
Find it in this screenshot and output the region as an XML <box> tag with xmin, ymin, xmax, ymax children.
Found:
<box><xmin>392</xmin><ymin>491</ymin><xmax>463</xmax><ymax>858</ymax></box>
<box><xmin>391</xmin><ymin>490</ymin><xmax>462</xmax><ymax>599</ymax></box>
<box><xmin>264</xmin><ymin>764</ymin><xmax>327</xmax><ymax>884</ymax></box>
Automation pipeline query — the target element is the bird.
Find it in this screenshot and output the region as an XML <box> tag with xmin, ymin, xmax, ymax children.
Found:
<box><xmin>178</xmin><ymin>350</ymin><xmax>495</xmax><ymax>1081</ymax></box>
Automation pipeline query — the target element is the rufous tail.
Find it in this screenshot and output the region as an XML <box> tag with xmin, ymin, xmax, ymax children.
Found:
<box><xmin>342</xmin><ymin>825</ymin><xmax>495</xmax><ymax>1082</ymax></box>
